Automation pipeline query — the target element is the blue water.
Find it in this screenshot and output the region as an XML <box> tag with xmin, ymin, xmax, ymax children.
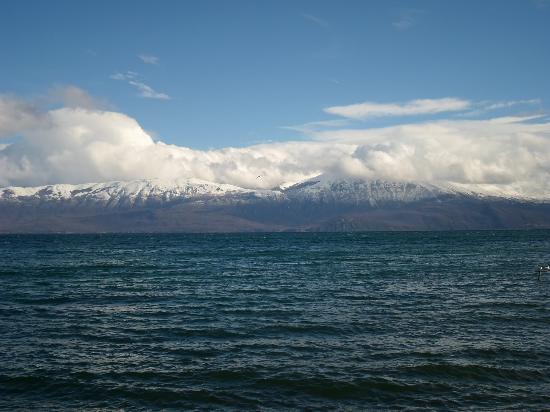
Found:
<box><xmin>0</xmin><ymin>231</ymin><xmax>549</xmax><ymax>410</ymax></box>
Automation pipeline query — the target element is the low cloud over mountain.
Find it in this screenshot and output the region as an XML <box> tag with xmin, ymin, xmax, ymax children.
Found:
<box><xmin>1</xmin><ymin>89</ymin><xmax>549</xmax><ymax>199</ymax></box>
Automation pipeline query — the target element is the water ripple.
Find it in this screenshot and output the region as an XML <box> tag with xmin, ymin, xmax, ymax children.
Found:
<box><xmin>0</xmin><ymin>231</ymin><xmax>549</xmax><ymax>410</ymax></box>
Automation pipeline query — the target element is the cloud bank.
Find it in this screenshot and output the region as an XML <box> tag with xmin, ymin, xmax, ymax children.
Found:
<box><xmin>1</xmin><ymin>90</ymin><xmax>549</xmax><ymax>198</ymax></box>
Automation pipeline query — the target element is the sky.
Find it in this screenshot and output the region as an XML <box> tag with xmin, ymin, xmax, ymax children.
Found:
<box><xmin>1</xmin><ymin>0</ymin><xmax>550</xmax><ymax>196</ymax></box>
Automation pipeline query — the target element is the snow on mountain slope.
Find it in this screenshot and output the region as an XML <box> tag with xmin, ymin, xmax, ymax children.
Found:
<box><xmin>283</xmin><ymin>174</ymin><xmax>454</xmax><ymax>205</ymax></box>
<box><xmin>0</xmin><ymin>174</ymin><xmax>543</xmax><ymax>209</ymax></box>
<box><xmin>443</xmin><ymin>182</ymin><xmax>546</xmax><ymax>202</ymax></box>
<box><xmin>0</xmin><ymin>178</ymin><xmax>274</xmax><ymax>207</ymax></box>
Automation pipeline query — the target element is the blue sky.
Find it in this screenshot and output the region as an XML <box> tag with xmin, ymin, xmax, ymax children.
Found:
<box><xmin>0</xmin><ymin>0</ymin><xmax>549</xmax><ymax>149</ymax></box>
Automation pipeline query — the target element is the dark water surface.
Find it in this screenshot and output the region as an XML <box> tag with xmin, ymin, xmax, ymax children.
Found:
<box><xmin>0</xmin><ymin>231</ymin><xmax>549</xmax><ymax>410</ymax></box>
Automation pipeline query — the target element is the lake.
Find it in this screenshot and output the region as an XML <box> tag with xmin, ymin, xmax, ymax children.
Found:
<box><xmin>1</xmin><ymin>231</ymin><xmax>549</xmax><ymax>410</ymax></box>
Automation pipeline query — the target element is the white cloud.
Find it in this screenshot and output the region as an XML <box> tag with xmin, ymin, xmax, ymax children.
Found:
<box><xmin>110</xmin><ymin>71</ymin><xmax>170</xmax><ymax>100</ymax></box>
<box><xmin>301</xmin><ymin>13</ymin><xmax>329</xmax><ymax>28</ymax></box>
<box><xmin>109</xmin><ymin>72</ymin><xmax>127</xmax><ymax>81</ymax></box>
<box><xmin>392</xmin><ymin>16</ymin><xmax>414</xmax><ymax>30</ymax></box>
<box><xmin>311</xmin><ymin>117</ymin><xmax>550</xmax><ymax>196</ymax></box>
<box><xmin>0</xmin><ymin>95</ymin><xmax>47</xmax><ymax>137</ymax></box>
<box><xmin>128</xmin><ymin>80</ymin><xmax>170</xmax><ymax>100</ymax></box>
<box><xmin>325</xmin><ymin>98</ymin><xmax>471</xmax><ymax>119</ymax></box>
<box><xmin>138</xmin><ymin>54</ymin><xmax>159</xmax><ymax>65</ymax></box>
<box><xmin>392</xmin><ymin>9</ymin><xmax>423</xmax><ymax>30</ymax></box>
<box><xmin>456</xmin><ymin>99</ymin><xmax>542</xmax><ymax>117</ymax></box>
<box><xmin>281</xmin><ymin>119</ymin><xmax>350</xmax><ymax>134</ymax></box>
<box><xmin>0</xmin><ymin>92</ymin><xmax>549</xmax><ymax>199</ymax></box>
<box><xmin>533</xmin><ymin>0</ymin><xmax>550</xmax><ymax>9</ymax></box>
<box><xmin>48</xmin><ymin>85</ymin><xmax>109</xmax><ymax>110</ymax></box>
<box><xmin>481</xmin><ymin>99</ymin><xmax>541</xmax><ymax>110</ymax></box>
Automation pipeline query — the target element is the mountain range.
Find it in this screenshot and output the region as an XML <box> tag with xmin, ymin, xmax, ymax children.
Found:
<box><xmin>1</xmin><ymin>175</ymin><xmax>549</xmax><ymax>232</ymax></box>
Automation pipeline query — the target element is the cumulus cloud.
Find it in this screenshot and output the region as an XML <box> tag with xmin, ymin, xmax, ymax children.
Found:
<box><xmin>0</xmin><ymin>95</ymin><xmax>48</xmax><ymax>137</ymax></box>
<box><xmin>0</xmin><ymin>92</ymin><xmax>549</xmax><ymax>199</ymax></box>
<box><xmin>312</xmin><ymin>117</ymin><xmax>550</xmax><ymax>197</ymax></box>
<box><xmin>0</xmin><ymin>95</ymin><xmax>330</xmax><ymax>188</ymax></box>
<box><xmin>325</xmin><ymin>98</ymin><xmax>471</xmax><ymax>119</ymax></box>
<box><xmin>48</xmin><ymin>85</ymin><xmax>110</xmax><ymax>110</ymax></box>
<box><xmin>110</xmin><ymin>71</ymin><xmax>170</xmax><ymax>100</ymax></box>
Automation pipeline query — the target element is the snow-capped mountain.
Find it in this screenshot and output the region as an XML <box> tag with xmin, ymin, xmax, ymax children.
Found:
<box><xmin>0</xmin><ymin>178</ymin><xmax>278</xmax><ymax>207</ymax></box>
<box><xmin>0</xmin><ymin>175</ymin><xmax>460</xmax><ymax>207</ymax></box>
<box><xmin>1</xmin><ymin>175</ymin><xmax>549</xmax><ymax>232</ymax></box>
<box><xmin>283</xmin><ymin>175</ymin><xmax>454</xmax><ymax>205</ymax></box>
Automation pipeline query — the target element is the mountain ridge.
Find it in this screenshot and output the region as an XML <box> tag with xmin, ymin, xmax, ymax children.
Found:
<box><xmin>1</xmin><ymin>176</ymin><xmax>549</xmax><ymax>233</ymax></box>
<box><xmin>3</xmin><ymin>175</ymin><xmax>540</xmax><ymax>205</ymax></box>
